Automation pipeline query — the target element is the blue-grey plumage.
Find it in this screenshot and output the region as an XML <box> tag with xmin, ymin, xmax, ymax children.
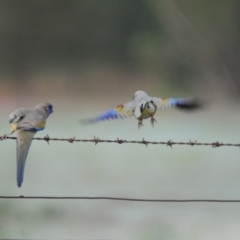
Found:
<box><xmin>16</xmin><ymin>130</ymin><xmax>36</xmax><ymax>187</ymax></box>
<box><xmin>0</xmin><ymin>102</ymin><xmax>53</xmax><ymax>187</ymax></box>
<box><xmin>81</xmin><ymin>90</ymin><xmax>202</xmax><ymax>128</ymax></box>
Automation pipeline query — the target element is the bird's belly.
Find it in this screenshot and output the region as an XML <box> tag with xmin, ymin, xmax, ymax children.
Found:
<box><xmin>140</xmin><ymin>108</ymin><xmax>155</xmax><ymax>119</ymax></box>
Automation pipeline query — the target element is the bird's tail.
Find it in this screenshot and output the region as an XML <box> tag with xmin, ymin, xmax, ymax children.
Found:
<box><xmin>16</xmin><ymin>130</ymin><xmax>36</xmax><ymax>187</ymax></box>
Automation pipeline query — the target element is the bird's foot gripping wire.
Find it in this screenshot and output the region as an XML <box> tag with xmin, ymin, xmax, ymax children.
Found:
<box><xmin>138</xmin><ymin>121</ymin><xmax>144</xmax><ymax>129</ymax></box>
<box><xmin>0</xmin><ymin>132</ymin><xmax>13</xmax><ymax>140</ymax></box>
<box><xmin>150</xmin><ymin>117</ymin><xmax>157</xmax><ymax>127</ymax></box>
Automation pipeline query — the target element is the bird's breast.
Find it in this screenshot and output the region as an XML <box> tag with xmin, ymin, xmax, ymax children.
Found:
<box><xmin>139</xmin><ymin>108</ymin><xmax>156</xmax><ymax>119</ymax></box>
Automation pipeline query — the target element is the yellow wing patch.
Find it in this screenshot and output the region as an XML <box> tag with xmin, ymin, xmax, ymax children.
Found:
<box><xmin>116</xmin><ymin>104</ymin><xmax>133</xmax><ymax>117</ymax></box>
<box><xmin>158</xmin><ymin>97</ymin><xmax>171</xmax><ymax>109</ymax></box>
<box><xmin>116</xmin><ymin>104</ymin><xmax>124</xmax><ymax>112</ymax></box>
<box><xmin>10</xmin><ymin>123</ymin><xmax>18</xmax><ymax>132</ymax></box>
<box><xmin>161</xmin><ymin>98</ymin><xmax>169</xmax><ymax>104</ymax></box>
<box><xmin>36</xmin><ymin>121</ymin><xmax>46</xmax><ymax>129</ymax></box>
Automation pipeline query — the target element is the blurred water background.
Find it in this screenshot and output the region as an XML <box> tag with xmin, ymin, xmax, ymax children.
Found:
<box><xmin>1</xmin><ymin>0</ymin><xmax>240</xmax><ymax>239</ymax></box>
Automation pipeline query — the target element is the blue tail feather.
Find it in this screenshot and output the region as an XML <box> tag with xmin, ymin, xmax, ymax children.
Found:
<box><xmin>17</xmin><ymin>161</ymin><xmax>25</xmax><ymax>187</ymax></box>
<box><xmin>16</xmin><ymin>133</ymin><xmax>33</xmax><ymax>188</ymax></box>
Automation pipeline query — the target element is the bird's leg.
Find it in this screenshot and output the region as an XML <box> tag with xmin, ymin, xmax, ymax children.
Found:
<box><xmin>0</xmin><ymin>131</ymin><xmax>14</xmax><ymax>140</ymax></box>
<box><xmin>138</xmin><ymin>120</ymin><xmax>144</xmax><ymax>129</ymax></box>
<box><xmin>150</xmin><ymin>117</ymin><xmax>157</xmax><ymax>127</ymax></box>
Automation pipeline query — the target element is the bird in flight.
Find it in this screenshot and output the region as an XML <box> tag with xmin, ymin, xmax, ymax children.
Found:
<box><xmin>81</xmin><ymin>90</ymin><xmax>201</xmax><ymax>129</ymax></box>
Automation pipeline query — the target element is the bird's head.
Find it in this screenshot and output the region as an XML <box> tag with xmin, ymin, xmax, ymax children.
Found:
<box><xmin>133</xmin><ymin>90</ymin><xmax>148</xmax><ymax>100</ymax></box>
<box><xmin>35</xmin><ymin>103</ymin><xmax>54</xmax><ymax>115</ymax></box>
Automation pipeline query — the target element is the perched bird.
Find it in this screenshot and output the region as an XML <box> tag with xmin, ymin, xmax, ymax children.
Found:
<box><xmin>0</xmin><ymin>103</ymin><xmax>53</xmax><ymax>187</ymax></box>
<box><xmin>81</xmin><ymin>90</ymin><xmax>201</xmax><ymax>128</ymax></box>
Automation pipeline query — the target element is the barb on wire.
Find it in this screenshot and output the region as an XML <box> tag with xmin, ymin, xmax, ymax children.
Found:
<box><xmin>68</xmin><ymin>137</ymin><xmax>75</xmax><ymax>143</ymax></box>
<box><xmin>166</xmin><ymin>140</ymin><xmax>174</xmax><ymax>148</ymax></box>
<box><xmin>43</xmin><ymin>134</ymin><xmax>50</xmax><ymax>144</ymax></box>
<box><xmin>0</xmin><ymin>195</ymin><xmax>240</xmax><ymax>203</ymax></box>
<box><xmin>1</xmin><ymin>135</ymin><xmax>240</xmax><ymax>148</ymax></box>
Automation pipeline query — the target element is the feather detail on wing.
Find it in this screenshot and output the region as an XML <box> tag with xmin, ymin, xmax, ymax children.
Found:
<box><xmin>9</xmin><ymin>107</ymin><xmax>49</xmax><ymax>132</ymax></box>
<box><xmin>81</xmin><ymin>102</ymin><xmax>135</xmax><ymax>125</ymax></box>
<box><xmin>9</xmin><ymin>108</ymin><xmax>30</xmax><ymax>124</ymax></box>
<box><xmin>16</xmin><ymin>120</ymin><xmax>46</xmax><ymax>132</ymax></box>
<box><xmin>152</xmin><ymin>97</ymin><xmax>201</xmax><ymax>111</ymax></box>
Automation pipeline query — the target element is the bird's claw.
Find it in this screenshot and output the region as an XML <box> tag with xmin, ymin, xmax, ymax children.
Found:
<box><xmin>0</xmin><ymin>134</ymin><xmax>8</xmax><ymax>140</ymax></box>
<box><xmin>0</xmin><ymin>131</ymin><xmax>14</xmax><ymax>140</ymax></box>
<box><xmin>138</xmin><ymin>121</ymin><xmax>144</xmax><ymax>129</ymax></box>
<box><xmin>150</xmin><ymin>117</ymin><xmax>157</xmax><ymax>127</ymax></box>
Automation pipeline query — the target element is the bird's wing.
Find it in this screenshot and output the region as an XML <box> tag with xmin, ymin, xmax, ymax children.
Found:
<box><xmin>9</xmin><ymin>108</ymin><xmax>30</xmax><ymax>124</ymax></box>
<box><xmin>9</xmin><ymin>103</ymin><xmax>52</xmax><ymax>132</ymax></box>
<box><xmin>9</xmin><ymin>108</ymin><xmax>32</xmax><ymax>132</ymax></box>
<box><xmin>152</xmin><ymin>97</ymin><xmax>201</xmax><ymax>111</ymax></box>
<box><xmin>16</xmin><ymin>108</ymin><xmax>48</xmax><ymax>132</ymax></box>
<box><xmin>81</xmin><ymin>101</ymin><xmax>135</xmax><ymax>124</ymax></box>
<box><xmin>16</xmin><ymin>130</ymin><xmax>36</xmax><ymax>187</ymax></box>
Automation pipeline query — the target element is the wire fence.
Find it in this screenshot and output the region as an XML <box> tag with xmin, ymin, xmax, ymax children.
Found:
<box><xmin>1</xmin><ymin>135</ymin><xmax>240</xmax><ymax>203</ymax></box>
<box><xmin>1</xmin><ymin>135</ymin><xmax>240</xmax><ymax>148</ymax></box>
<box><xmin>1</xmin><ymin>196</ymin><xmax>240</xmax><ymax>203</ymax></box>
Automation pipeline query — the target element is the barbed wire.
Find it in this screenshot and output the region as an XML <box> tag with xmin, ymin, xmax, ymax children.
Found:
<box><xmin>1</xmin><ymin>135</ymin><xmax>240</xmax><ymax>148</ymax></box>
<box><xmin>1</xmin><ymin>137</ymin><xmax>239</xmax><ymax>203</ymax></box>
<box><xmin>0</xmin><ymin>195</ymin><xmax>240</xmax><ymax>202</ymax></box>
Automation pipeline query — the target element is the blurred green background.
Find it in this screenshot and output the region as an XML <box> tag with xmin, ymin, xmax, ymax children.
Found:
<box><xmin>1</xmin><ymin>0</ymin><xmax>240</xmax><ymax>239</ymax></box>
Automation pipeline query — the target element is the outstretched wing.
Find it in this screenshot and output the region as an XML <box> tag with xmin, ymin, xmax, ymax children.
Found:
<box><xmin>81</xmin><ymin>101</ymin><xmax>135</xmax><ymax>124</ymax></box>
<box><xmin>152</xmin><ymin>97</ymin><xmax>201</xmax><ymax>111</ymax></box>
